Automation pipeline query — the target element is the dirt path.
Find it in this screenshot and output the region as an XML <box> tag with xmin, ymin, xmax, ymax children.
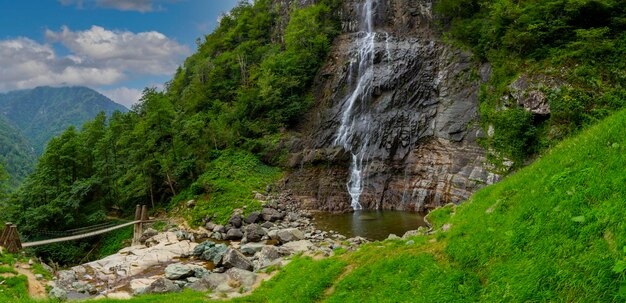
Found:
<box><xmin>14</xmin><ymin>264</ymin><xmax>47</xmax><ymax>299</ymax></box>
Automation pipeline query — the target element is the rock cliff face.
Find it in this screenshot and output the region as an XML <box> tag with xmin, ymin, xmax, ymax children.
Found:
<box><xmin>284</xmin><ymin>0</ymin><xmax>500</xmax><ymax>212</ymax></box>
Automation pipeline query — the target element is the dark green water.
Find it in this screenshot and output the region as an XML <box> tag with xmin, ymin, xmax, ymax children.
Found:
<box><xmin>312</xmin><ymin>210</ymin><xmax>428</xmax><ymax>241</ymax></box>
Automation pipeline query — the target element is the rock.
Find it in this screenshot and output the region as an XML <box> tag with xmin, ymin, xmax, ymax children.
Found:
<box><xmin>285</xmin><ymin>212</ymin><xmax>299</xmax><ymax>222</ymax></box>
<box><xmin>226</xmin><ymin>268</ymin><xmax>258</xmax><ymax>289</ymax></box>
<box><xmin>187</xmin><ymin>199</ymin><xmax>196</xmax><ymax>208</ymax></box>
<box><xmin>222</xmin><ymin>249</ymin><xmax>254</xmax><ymax>271</ymax></box>
<box><xmin>387</xmin><ymin>234</ymin><xmax>400</xmax><ymax>240</ymax></box>
<box><xmin>205</xmin><ymin>222</ymin><xmax>216</xmax><ymax>231</ymax></box>
<box><xmin>186</xmin><ymin>273</ymin><xmax>229</xmax><ymax>292</ymax></box>
<box><xmin>165</xmin><ymin>263</ymin><xmax>194</xmax><ymax>280</ymax></box>
<box><xmin>212</xmin><ymin>225</ymin><xmax>225</xmax><ymax>233</ymax></box>
<box><xmin>175</xmin><ymin>230</ymin><xmax>193</xmax><ymax>241</ymax></box>
<box><xmin>201</xmin><ymin>244</ymin><xmax>228</xmax><ymax>264</ymax></box>
<box><xmin>139</xmin><ymin>228</ymin><xmax>159</xmax><ymax>243</ymax></box>
<box><xmin>347</xmin><ymin>236</ymin><xmax>368</xmax><ymax>246</ymax></box>
<box><xmin>243</xmin><ymin>224</ymin><xmax>266</xmax><ymax>243</ymax></box>
<box><xmin>402</xmin><ymin>230</ymin><xmax>420</xmax><ymax>239</ymax></box>
<box><xmin>261</xmin><ymin>208</ymin><xmax>282</xmax><ymax>222</ymax></box>
<box><xmin>275</xmin><ymin>228</ymin><xmax>304</xmax><ymax>243</ymax></box>
<box><xmin>35</xmin><ymin>274</ymin><xmax>44</xmax><ymax>280</ymax></box>
<box><xmin>228</xmin><ymin>215</ymin><xmax>243</xmax><ymax>228</ymax></box>
<box><xmin>240</xmin><ymin>243</ymin><xmax>266</xmax><ymax>255</ymax></box>
<box><xmin>261</xmin><ymin>222</ymin><xmax>274</xmax><ymax>229</ymax></box>
<box><xmin>145</xmin><ymin>277</ymin><xmax>181</xmax><ymax>294</ymax></box>
<box><xmin>130</xmin><ymin>278</ymin><xmax>155</xmax><ymax>295</ymax></box>
<box><xmin>72</xmin><ymin>281</ymin><xmax>97</xmax><ymax>294</ymax></box>
<box><xmin>49</xmin><ymin>287</ymin><xmax>68</xmax><ymax>301</ymax></box>
<box><xmin>282</xmin><ymin>240</ymin><xmax>314</xmax><ymax>253</ymax></box>
<box><xmin>244</xmin><ymin>211</ymin><xmax>261</xmax><ymax>224</ymax></box>
<box><xmin>226</xmin><ymin>228</ymin><xmax>244</xmax><ymax>240</ymax></box>
<box><xmin>406</xmin><ymin>240</ymin><xmax>415</xmax><ymax>245</ymax></box>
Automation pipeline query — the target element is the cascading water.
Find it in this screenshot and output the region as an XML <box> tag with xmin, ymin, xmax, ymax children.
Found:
<box><xmin>334</xmin><ymin>0</ymin><xmax>387</xmax><ymax>210</ymax></box>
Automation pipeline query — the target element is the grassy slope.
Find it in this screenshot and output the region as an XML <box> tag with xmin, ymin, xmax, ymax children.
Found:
<box><xmin>10</xmin><ymin>107</ymin><xmax>626</xmax><ymax>302</ymax></box>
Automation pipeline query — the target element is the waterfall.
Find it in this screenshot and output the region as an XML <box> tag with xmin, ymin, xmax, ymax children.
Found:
<box><xmin>334</xmin><ymin>0</ymin><xmax>384</xmax><ymax>210</ymax></box>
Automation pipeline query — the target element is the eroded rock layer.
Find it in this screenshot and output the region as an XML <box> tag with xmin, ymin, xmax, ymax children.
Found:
<box><xmin>284</xmin><ymin>0</ymin><xmax>500</xmax><ymax>212</ymax></box>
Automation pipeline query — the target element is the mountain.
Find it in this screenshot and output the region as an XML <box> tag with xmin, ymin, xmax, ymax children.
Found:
<box><xmin>0</xmin><ymin>115</ymin><xmax>36</xmax><ymax>189</ymax></box>
<box><xmin>0</xmin><ymin>86</ymin><xmax>128</xmax><ymax>187</ymax></box>
<box><xmin>0</xmin><ymin>86</ymin><xmax>128</xmax><ymax>154</ymax></box>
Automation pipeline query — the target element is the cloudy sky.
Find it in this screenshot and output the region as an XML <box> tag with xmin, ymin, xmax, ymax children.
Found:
<box><xmin>0</xmin><ymin>0</ymin><xmax>240</xmax><ymax>108</ymax></box>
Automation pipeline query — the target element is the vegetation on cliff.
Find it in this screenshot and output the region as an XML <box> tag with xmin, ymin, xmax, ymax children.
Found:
<box><xmin>436</xmin><ymin>0</ymin><xmax>626</xmax><ymax>166</ymax></box>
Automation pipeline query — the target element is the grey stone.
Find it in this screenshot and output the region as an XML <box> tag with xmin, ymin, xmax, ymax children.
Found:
<box><xmin>49</xmin><ymin>287</ymin><xmax>68</xmax><ymax>301</ymax></box>
<box><xmin>164</xmin><ymin>263</ymin><xmax>194</xmax><ymax>280</ymax></box>
<box><xmin>261</xmin><ymin>222</ymin><xmax>274</xmax><ymax>229</ymax></box>
<box><xmin>192</xmin><ymin>240</ymin><xmax>216</xmax><ymax>256</ymax></box>
<box><xmin>71</xmin><ymin>281</ymin><xmax>97</xmax><ymax>294</ymax></box>
<box><xmin>261</xmin><ymin>208</ymin><xmax>282</xmax><ymax>222</ymax></box>
<box><xmin>244</xmin><ymin>211</ymin><xmax>261</xmax><ymax>224</ymax></box>
<box><xmin>212</xmin><ymin>225</ymin><xmax>225</xmax><ymax>233</ymax></box>
<box><xmin>225</xmin><ymin>228</ymin><xmax>244</xmax><ymax>240</ymax></box>
<box><xmin>145</xmin><ymin>277</ymin><xmax>181</xmax><ymax>294</ymax></box>
<box><xmin>222</xmin><ymin>249</ymin><xmax>253</xmax><ymax>271</ymax></box>
<box><xmin>205</xmin><ymin>222</ymin><xmax>216</xmax><ymax>231</ymax></box>
<box><xmin>243</xmin><ymin>224</ymin><xmax>266</xmax><ymax>243</ymax></box>
<box><xmin>201</xmin><ymin>244</ymin><xmax>229</xmax><ymax>265</ymax></box>
<box><xmin>186</xmin><ymin>273</ymin><xmax>228</xmax><ymax>292</ymax></box>
<box><xmin>228</xmin><ymin>215</ymin><xmax>243</xmax><ymax>228</ymax></box>
<box><xmin>282</xmin><ymin>240</ymin><xmax>314</xmax><ymax>253</ymax></box>
<box><xmin>275</xmin><ymin>228</ymin><xmax>304</xmax><ymax>243</ymax></box>
<box><xmin>240</xmin><ymin>243</ymin><xmax>266</xmax><ymax>255</ymax></box>
<box><xmin>387</xmin><ymin>234</ymin><xmax>400</xmax><ymax>240</ymax></box>
<box><xmin>226</xmin><ymin>268</ymin><xmax>258</xmax><ymax>289</ymax></box>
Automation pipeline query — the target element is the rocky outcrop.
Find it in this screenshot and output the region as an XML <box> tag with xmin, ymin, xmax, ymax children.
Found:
<box><xmin>284</xmin><ymin>0</ymin><xmax>500</xmax><ymax>212</ymax></box>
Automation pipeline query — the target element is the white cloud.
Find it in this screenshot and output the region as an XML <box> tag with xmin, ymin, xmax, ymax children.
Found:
<box><xmin>0</xmin><ymin>26</ymin><xmax>189</xmax><ymax>92</ymax></box>
<box><xmin>97</xmin><ymin>87</ymin><xmax>143</xmax><ymax>108</ymax></box>
<box><xmin>59</xmin><ymin>0</ymin><xmax>179</xmax><ymax>12</ymax></box>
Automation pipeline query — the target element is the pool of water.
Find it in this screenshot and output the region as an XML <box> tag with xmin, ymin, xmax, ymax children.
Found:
<box><xmin>312</xmin><ymin>210</ymin><xmax>428</xmax><ymax>241</ymax></box>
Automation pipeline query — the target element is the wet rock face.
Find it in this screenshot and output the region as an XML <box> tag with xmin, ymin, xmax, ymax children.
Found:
<box><xmin>285</xmin><ymin>0</ymin><xmax>500</xmax><ymax>212</ymax></box>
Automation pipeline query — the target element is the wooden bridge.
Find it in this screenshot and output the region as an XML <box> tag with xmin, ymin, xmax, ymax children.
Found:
<box><xmin>0</xmin><ymin>205</ymin><xmax>152</xmax><ymax>253</ymax></box>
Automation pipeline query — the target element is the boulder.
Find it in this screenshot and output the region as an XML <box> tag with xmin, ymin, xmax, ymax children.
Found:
<box><xmin>244</xmin><ymin>211</ymin><xmax>260</xmax><ymax>224</ymax></box>
<box><xmin>261</xmin><ymin>208</ymin><xmax>282</xmax><ymax>222</ymax></box>
<box><xmin>240</xmin><ymin>243</ymin><xmax>266</xmax><ymax>255</ymax></box>
<box><xmin>49</xmin><ymin>287</ymin><xmax>68</xmax><ymax>301</ymax></box>
<box><xmin>145</xmin><ymin>277</ymin><xmax>181</xmax><ymax>294</ymax></box>
<box><xmin>387</xmin><ymin>234</ymin><xmax>400</xmax><ymax>240</ymax></box>
<box><xmin>186</xmin><ymin>273</ymin><xmax>229</xmax><ymax>292</ymax></box>
<box><xmin>282</xmin><ymin>240</ymin><xmax>314</xmax><ymax>253</ymax></box>
<box><xmin>243</xmin><ymin>224</ymin><xmax>266</xmax><ymax>243</ymax></box>
<box><xmin>212</xmin><ymin>225</ymin><xmax>225</xmax><ymax>233</ymax></box>
<box><xmin>261</xmin><ymin>221</ymin><xmax>274</xmax><ymax>229</ymax></box>
<box><xmin>226</xmin><ymin>228</ymin><xmax>244</xmax><ymax>240</ymax></box>
<box><xmin>201</xmin><ymin>244</ymin><xmax>228</xmax><ymax>264</ymax></box>
<box><xmin>222</xmin><ymin>249</ymin><xmax>253</xmax><ymax>271</ymax></box>
<box><xmin>205</xmin><ymin>222</ymin><xmax>216</xmax><ymax>231</ymax></box>
<box><xmin>139</xmin><ymin>228</ymin><xmax>159</xmax><ymax>243</ymax></box>
<box><xmin>228</xmin><ymin>215</ymin><xmax>243</xmax><ymax>228</ymax></box>
<box><xmin>226</xmin><ymin>268</ymin><xmax>258</xmax><ymax>289</ymax></box>
<box><xmin>192</xmin><ymin>240</ymin><xmax>215</xmax><ymax>256</ymax></box>
<box><xmin>164</xmin><ymin>263</ymin><xmax>194</xmax><ymax>280</ymax></box>
<box><xmin>71</xmin><ymin>281</ymin><xmax>97</xmax><ymax>294</ymax></box>
<box><xmin>130</xmin><ymin>278</ymin><xmax>155</xmax><ymax>296</ymax></box>
<box><xmin>175</xmin><ymin>230</ymin><xmax>193</xmax><ymax>241</ymax></box>
<box><xmin>276</xmin><ymin>228</ymin><xmax>304</xmax><ymax>243</ymax></box>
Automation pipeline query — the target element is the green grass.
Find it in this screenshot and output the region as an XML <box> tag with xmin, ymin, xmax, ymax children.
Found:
<box><xmin>232</xmin><ymin>256</ymin><xmax>346</xmax><ymax>303</ymax></box>
<box><xmin>182</xmin><ymin>150</ymin><xmax>282</xmax><ymax>225</ymax></box>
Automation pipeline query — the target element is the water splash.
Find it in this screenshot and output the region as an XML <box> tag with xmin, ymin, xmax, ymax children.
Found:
<box><xmin>334</xmin><ymin>0</ymin><xmax>384</xmax><ymax>210</ymax></box>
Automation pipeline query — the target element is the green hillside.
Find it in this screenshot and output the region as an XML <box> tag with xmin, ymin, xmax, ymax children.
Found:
<box><xmin>229</xmin><ymin>106</ymin><xmax>626</xmax><ymax>302</ymax></box>
<box><xmin>0</xmin><ymin>86</ymin><xmax>128</xmax><ymax>154</ymax></box>
<box><xmin>0</xmin><ymin>115</ymin><xmax>36</xmax><ymax>189</ymax></box>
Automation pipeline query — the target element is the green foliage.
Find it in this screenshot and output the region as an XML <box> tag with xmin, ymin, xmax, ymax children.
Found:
<box><xmin>0</xmin><ymin>115</ymin><xmax>36</xmax><ymax>189</ymax></box>
<box><xmin>0</xmin><ymin>275</ymin><xmax>29</xmax><ymax>301</ymax></box>
<box><xmin>188</xmin><ymin>150</ymin><xmax>281</xmax><ymax>224</ymax></box>
<box><xmin>95</xmin><ymin>226</ymin><xmax>133</xmax><ymax>259</ymax></box>
<box><xmin>436</xmin><ymin>0</ymin><xmax>626</xmax><ymax>163</ymax></box>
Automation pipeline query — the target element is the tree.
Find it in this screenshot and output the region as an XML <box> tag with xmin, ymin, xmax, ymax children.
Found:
<box><xmin>0</xmin><ymin>162</ymin><xmax>8</xmax><ymax>199</ymax></box>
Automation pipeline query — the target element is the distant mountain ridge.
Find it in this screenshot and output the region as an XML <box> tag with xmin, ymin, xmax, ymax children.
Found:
<box><xmin>0</xmin><ymin>86</ymin><xmax>128</xmax><ymax>187</ymax></box>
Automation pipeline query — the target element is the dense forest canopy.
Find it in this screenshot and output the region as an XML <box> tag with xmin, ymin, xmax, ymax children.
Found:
<box><xmin>2</xmin><ymin>0</ymin><xmax>341</xmax><ymax>264</ymax></box>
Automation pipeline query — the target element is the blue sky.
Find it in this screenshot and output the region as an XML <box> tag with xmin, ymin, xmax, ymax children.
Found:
<box><xmin>0</xmin><ymin>0</ymin><xmax>240</xmax><ymax>107</ymax></box>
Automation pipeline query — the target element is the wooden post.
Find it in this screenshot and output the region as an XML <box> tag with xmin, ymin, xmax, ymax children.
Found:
<box><xmin>140</xmin><ymin>205</ymin><xmax>148</xmax><ymax>222</ymax></box>
<box><xmin>5</xmin><ymin>225</ymin><xmax>22</xmax><ymax>254</ymax></box>
<box><xmin>0</xmin><ymin>223</ymin><xmax>11</xmax><ymax>248</ymax></box>
<box><xmin>132</xmin><ymin>205</ymin><xmax>141</xmax><ymax>246</ymax></box>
